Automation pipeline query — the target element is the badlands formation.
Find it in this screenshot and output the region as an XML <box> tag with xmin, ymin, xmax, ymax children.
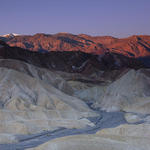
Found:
<box><xmin>0</xmin><ymin>40</ymin><xmax>150</xmax><ymax>150</ymax></box>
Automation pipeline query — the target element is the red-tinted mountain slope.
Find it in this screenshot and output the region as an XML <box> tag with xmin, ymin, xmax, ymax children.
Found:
<box><xmin>1</xmin><ymin>33</ymin><xmax>150</xmax><ymax>57</ymax></box>
<box><xmin>0</xmin><ymin>41</ymin><xmax>146</xmax><ymax>74</ymax></box>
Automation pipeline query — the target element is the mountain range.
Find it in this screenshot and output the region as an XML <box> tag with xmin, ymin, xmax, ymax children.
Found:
<box><xmin>1</xmin><ymin>33</ymin><xmax>150</xmax><ymax>150</ymax></box>
<box><xmin>0</xmin><ymin>40</ymin><xmax>146</xmax><ymax>74</ymax></box>
<box><xmin>1</xmin><ymin>33</ymin><xmax>150</xmax><ymax>57</ymax></box>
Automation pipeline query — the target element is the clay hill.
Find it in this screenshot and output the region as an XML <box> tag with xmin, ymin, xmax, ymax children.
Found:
<box><xmin>1</xmin><ymin>33</ymin><xmax>150</xmax><ymax>58</ymax></box>
<box><xmin>1</xmin><ymin>39</ymin><xmax>150</xmax><ymax>150</ymax></box>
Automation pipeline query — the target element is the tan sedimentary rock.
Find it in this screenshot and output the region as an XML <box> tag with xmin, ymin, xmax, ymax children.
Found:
<box><xmin>28</xmin><ymin>123</ymin><xmax>150</xmax><ymax>150</ymax></box>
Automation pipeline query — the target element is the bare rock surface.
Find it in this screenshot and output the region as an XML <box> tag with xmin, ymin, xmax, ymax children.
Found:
<box><xmin>0</xmin><ymin>134</ymin><xmax>17</xmax><ymax>144</ymax></box>
<box><xmin>0</xmin><ymin>59</ymin><xmax>74</xmax><ymax>95</ymax></box>
<box><xmin>28</xmin><ymin>123</ymin><xmax>150</xmax><ymax>150</ymax></box>
<box><xmin>3</xmin><ymin>33</ymin><xmax>150</xmax><ymax>58</ymax></box>
<box><xmin>0</xmin><ymin>61</ymin><xmax>98</xmax><ymax>135</ymax></box>
<box><xmin>75</xmin><ymin>69</ymin><xmax>150</xmax><ymax>113</ymax></box>
<box><xmin>0</xmin><ymin>49</ymin><xmax>150</xmax><ymax>150</ymax></box>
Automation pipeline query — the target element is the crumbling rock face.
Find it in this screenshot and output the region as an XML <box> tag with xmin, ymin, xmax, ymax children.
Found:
<box><xmin>74</xmin><ymin>69</ymin><xmax>150</xmax><ymax>113</ymax></box>
<box><xmin>0</xmin><ymin>61</ymin><xmax>98</xmax><ymax>136</ymax></box>
<box><xmin>0</xmin><ymin>59</ymin><xmax>74</xmax><ymax>95</ymax></box>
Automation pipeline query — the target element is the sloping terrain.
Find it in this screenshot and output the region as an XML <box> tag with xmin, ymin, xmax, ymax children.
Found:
<box><xmin>0</xmin><ymin>60</ymin><xmax>97</xmax><ymax>131</ymax></box>
<box><xmin>0</xmin><ymin>41</ymin><xmax>150</xmax><ymax>150</ymax></box>
<box><xmin>0</xmin><ymin>40</ymin><xmax>146</xmax><ymax>73</ymax></box>
<box><xmin>1</xmin><ymin>33</ymin><xmax>150</xmax><ymax>57</ymax></box>
<box><xmin>0</xmin><ymin>59</ymin><xmax>98</xmax><ymax>144</ymax></box>
<box><xmin>29</xmin><ymin>123</ymin><xmax>150</xmax><ymax>150</ymax></box>
<box><xmin>75</xmin><ymin>69</ymin><xmax>150</xmax><ymax>113</ymax></box>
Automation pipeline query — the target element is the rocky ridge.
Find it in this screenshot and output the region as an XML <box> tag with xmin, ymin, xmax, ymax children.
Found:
<box><xmin>1</xmin><ymin>33</ymin><xmax>150</xmax><ymax>57</ymax></box>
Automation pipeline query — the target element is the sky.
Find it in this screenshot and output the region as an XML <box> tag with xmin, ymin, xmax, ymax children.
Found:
<box><xmin>0</xmin><ymin>0</ymin><xmax>150</xmax><ymax>37</ymax></box>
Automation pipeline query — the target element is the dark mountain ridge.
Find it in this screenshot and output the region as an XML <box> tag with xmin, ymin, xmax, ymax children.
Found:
<box><xmin>0</xmin><ymin>40</ymin><xmax>148</xmax><ymax>74</ymax></box>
